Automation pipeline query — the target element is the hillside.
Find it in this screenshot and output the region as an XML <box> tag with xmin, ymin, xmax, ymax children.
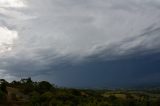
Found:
<box><xmin>0</xmin><ymin>78</ymin><xmax>160</xmax><ymax>106</ymax></box>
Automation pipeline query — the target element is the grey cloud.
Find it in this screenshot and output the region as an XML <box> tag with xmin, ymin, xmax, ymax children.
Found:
<box><xmin>91</xmin><ymin>26</ymin><xmax>160</xmax><ymax>60</ymax></box>
<box><xmin>0</xmin><ymin>0</ymin><xmax>160</xmax><ymax>81</ymax></box>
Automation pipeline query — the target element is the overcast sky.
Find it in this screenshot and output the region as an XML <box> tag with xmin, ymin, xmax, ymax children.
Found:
<box><xmin>0</xmin><ymin>0</ymin><xmax>160</xmax><ymax>88</ymax></box>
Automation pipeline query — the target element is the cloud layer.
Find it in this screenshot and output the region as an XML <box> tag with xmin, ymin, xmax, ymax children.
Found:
<box><xmin>0</xmin><ymin>0</ymin><xmax>160</xmax><ymax>84</ymax></box>
<box><xmin>18</xmin><ymin>0</ymin><xmax>160</xmax><ymax>59</ymax></box>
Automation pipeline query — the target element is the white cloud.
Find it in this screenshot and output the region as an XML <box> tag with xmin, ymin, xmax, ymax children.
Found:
<box><xmin>0</xmin><ymin>0</ymin><xmax>26</xmax><ymax>8</ymax></box>
<box><xmin>0</xmin><ymin>27</ymin><xmax>18</xmax><ymax>54</ymax></box>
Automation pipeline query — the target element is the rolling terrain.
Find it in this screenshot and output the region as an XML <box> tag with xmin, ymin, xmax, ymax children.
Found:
<box><xmin>0</xmin><ymin>78</ymin><xmax>160</xmax><ymax>106</ymax></box>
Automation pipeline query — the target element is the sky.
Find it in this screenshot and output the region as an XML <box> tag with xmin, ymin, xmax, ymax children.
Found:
<box><xmin>0</xmin><ymin>0</ymin><xmax>160</xmax><ymax>88</ymax></box>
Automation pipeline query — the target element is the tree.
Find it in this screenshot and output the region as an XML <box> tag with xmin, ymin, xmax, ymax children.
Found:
<box><xmin>20</xmin><ymin>77</ymin><xmax>32</xmax><ymax>84</ymax></box>
<box><xmin>0</xmin><ymin>79</ymin><xmax>8</xmax><ymax>84</ymax></box>
<box><xmin>36</xmin><ymin>81</ymin><xmax>54</xmax><ymax>93</ymax></box>
<box><xmin>0</xmin><ymin>81</ymin><xmax>8</xmax><ymax>94</ymax></box>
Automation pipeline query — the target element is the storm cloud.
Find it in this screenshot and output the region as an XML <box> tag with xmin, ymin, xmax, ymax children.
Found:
<box><xmin>0</xmin><ymin>0</ymin><xmax>160</xmax><ymax>87</ymax></box>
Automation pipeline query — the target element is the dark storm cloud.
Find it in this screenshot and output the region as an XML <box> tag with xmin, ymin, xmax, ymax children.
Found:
<box><xmin>0</xmin><ymin>0</ymin><xmax>160</xmax><ymax>87</ymax></box>
<box><xmin>45</xmin><ymin>52</ymin><xmax>160</xmax><ymax>88</ymax></box>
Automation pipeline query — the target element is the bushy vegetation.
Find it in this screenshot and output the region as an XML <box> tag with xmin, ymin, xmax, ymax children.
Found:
<box><xmin>0</xmin><ymin>78</ymin><xmax>160</xmax><ymax>106</ymax></box>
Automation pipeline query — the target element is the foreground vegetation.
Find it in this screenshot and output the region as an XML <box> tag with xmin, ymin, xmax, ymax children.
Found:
<box><xmin>0</xmin><ymin>78</ymin><xmax>160</xmax><ymax>106</ymax></box>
